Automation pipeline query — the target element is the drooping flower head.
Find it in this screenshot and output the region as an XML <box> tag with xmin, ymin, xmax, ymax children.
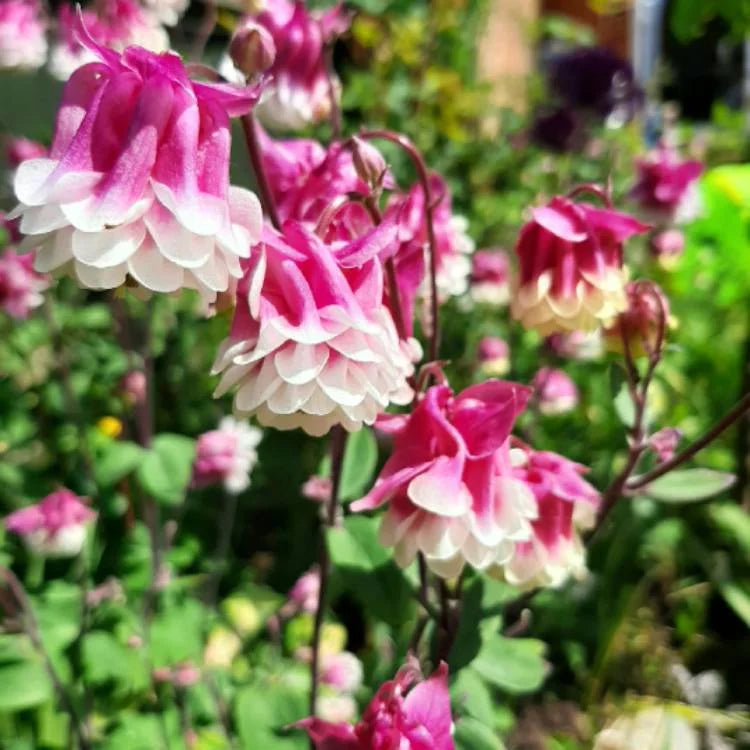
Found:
<box><xmin>0</xmin><ymin>0</ymin><xmax>47</xmax><ymax>71</ymax></box>
<box><xmin>630</xmin><ymin>146</ymin><xmax>703</xmax><ymax>224</ymax></box>
<box><xmin>4</xmin><ymin>489</ymin><xmax>96</xmax><ymax>558</ymax></box>
<box><xmin>246</xmin><ymin>0</ymin><xmax>350</xmax><ymax>130</ymax></box>
<box><xmin>531</xmin><ymin>367</ymin><xmax>579</xmax><ymax>416</ymax></box>
<box><xmin>476</xmin><ymin>336</ymin><xmax>509</xmax><ymax>377</ymax></box>
<box><xmin>14</xmin><ymin>17</ymin><xmax>262</xmax><ymax>302</ymax></box>
<box><xmin>298</xmin><ymin>658</ymin><xmax>455</xmax><ymax>750</ymax></box>
<box><xmin>470</xmin><ymin>248</ymin><xmax>510</xmax><ymax>306</ymax></box>
<box><xmin>50</xmin><ymin>0</ymin><xmax>169</xmax><ymax>80</ymax></box>
<box><xmin>191</xmin><ymin>416</ymin><xmax>262</xmax><ymax>494</ymax></box>
<box><xmin>602</xmin><ymin>280</ymin><xmax>669</xmax><ymax>357</ymax></box>
<box><xmin>0</xmin><ymin>247</ymin><xmax>49</xmax><ymax>318</ymax></box>
<box><xmin>511</xmin><ymin>192</ymin><xmax>649</xmax><ymax>335</ymax></box>
<box><xmin>352</xmin><ymin>380</ymin><xmax>536</xmax><ymax>578</ymax></box>
<box><xmin>212</xmin><ymin>219</ymin><xmax>416</xmax><ymax>436</ymax></box>
<box><xmin>502</xmin><ymin>447</ymin><xmax>600</xmax><ymax>588</ymax></box>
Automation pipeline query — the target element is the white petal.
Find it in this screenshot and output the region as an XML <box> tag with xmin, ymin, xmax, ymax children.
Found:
<box><xmin>72</xmin><ymin>223</ymin><xmax>145</xmax><ymax>268</ymax></box>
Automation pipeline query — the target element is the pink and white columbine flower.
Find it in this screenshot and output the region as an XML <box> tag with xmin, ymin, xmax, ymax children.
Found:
<box><xmin>320</xmin><ymin>651</ymin><xmax>364</xmax><ymax>695</ymax></box>
<box><xmin>298</xmin><ymin>658</ymin><xmax>455</xmax><ymax>750</ymax></box>
<box><xmin>352</xmin><ymin>380</ymin><xmax>537</xmax><ymax>578</ymax></box>
<box><xmin>280</xmin><ymin>566</ymin><xmax>320</xmax><ymax>617</ymax></box>
<box><xmin>49</xmin><ymin>1</ymin><xmax>168</xmax><ymax>80</ymax></box>
<box><xmin>502</xmin><ymin>448</ymin><xmax>599</xmax><ymax>588</ymax></box>
<box><xmin>191</xmin><ymin>416</ymin><xmax>262</xmax><ymax>494</ymax></box>
<box><xmin>4</xmin><ymin>489</ymin><xmax>96</xmax><ymax>558</ymax></box>
<box><xmin>630</xmin><ymin>146</ymin><xmax>703</xmax><ymax>224</ymax></box>
<box><xmin>476</xmin><ymin>336</ymin><xmax>510</xmax><ymax>377</ymax></box>
<box><xmin>246</xmin><ymin>0</ymin><xmax>349</xmax><ymax>131</ymax></box>
<box><xmin>650</xmin><ymin>228</ymin><xmax>685</xmax><ymax>269</ymax></box>
<box><xmin>511</xmin><ymin>194</ymin><xmax>649</xmax><ymax>334</ymax></box>
<box><xmin>0</xmin><ymin>0</ymin><xmax>47</xmax><ymax>71</ymax></box>
<box><xmin>531</xmin><ymin>367</ymin><xmax>579</xmax><ymax>416</ymax></box>
<box><xmin>545</xmin><ymin>329</ymin><xmax>603</xmax><ymax>360</ymax></box>
<box><xmin>470</xmin><ymin>248</ymin><xmax>510</xmax><ymax>306</ymax></box>
<box><xmin>13</xmin><ymin>18</ymin><xmax>262</xmax><ymax>302</ymax></box>
<box><xmin>212</xmin><ymin>219</ymin><xmax>416</xmax><ymax>436</ymax></box>
<box><xmin>0</xmin><ymin>247</ymin><xmax>48</xmax><ymax>318</ymax></box>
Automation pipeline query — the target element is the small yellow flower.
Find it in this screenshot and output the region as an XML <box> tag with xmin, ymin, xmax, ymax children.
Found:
<box><xmin>97</xmin><ymin>416</ymin><xmax>123</xmax><ymax>439</ymax></box>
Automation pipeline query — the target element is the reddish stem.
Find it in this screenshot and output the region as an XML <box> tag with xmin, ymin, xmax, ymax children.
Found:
<box><xmin>240</xmin><ymin>112</ymin><xmax>282</xmax><ymax>231</ymax></box>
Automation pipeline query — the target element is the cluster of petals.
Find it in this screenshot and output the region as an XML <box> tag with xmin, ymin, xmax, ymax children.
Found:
<box><xmin>241</xmin><ymin>0</ymin><xmax>350</xmax><ymax>131</ymax></box>
<box><xmin>50</xmin><ymin>0</ymin><xmax>169</xmax><ymax>80</ymax></box>
<box><xmin>0</xmin><ymin>0</ymin><xmax>47</xmax><ymax>71</ymax></box>
<box><xmin>470</xmin><ymin>248</ymin><xmax>510</xmax><ymax>306</ymax></box>
<box><xmin>298</xmin><ymin>658</ymin><xmax>454</xmax><ymax>750</ymax></box>
<box><xmin>502</xmin><ymin>447</ymin><xmax>600</xmax><ymax>588</ymax></box>
<box><xmin>511</xmin><ymin>193</ymin><xmax>649</xmax><ymax>335</ymax></box>
<box><xmin>4</xmin><ymin>489</ymin><xmax>96</xmax><ymax>558</ymax></box>
<box><xmin>531</xmin><ymin>367</ymin><xmax>579</xmax><ymax>415</ymax></box>
<box><xmin>191</xmin><ymin>416</ymin><xmax>262</xmax><ymax>494</ymax></box>
<box><xmin>212</xmin><ymin>218</ymin><xmax>415</xmax><ymax>436</ymax></box>
<box><xmin>630</xmin><ymin>146</ymin><xmax>703</xmax><ymax>224</ymax></box>
<box><xmin>0</xmin><ymin>246</ymin><xmax>49</xmax><ymax>318</ymax></box>
<box><xmin>351</xmin><ymin>380</ymin><xmax>537</xmax><ymax>578</ymax></box>
<box><xmin>12</xmin><ymin>19</ymin><xmax>263</xmax><ymax>302</ymax></box>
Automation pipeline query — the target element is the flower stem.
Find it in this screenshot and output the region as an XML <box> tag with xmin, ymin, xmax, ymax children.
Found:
<box><xmin>309</xmin><ymin>426</ymin><xmax>347</xmax><ymax>718</ymax></box>
<box><xmin>190</xmin><ymin>0</ymin><xmax>217</xmax><ymax>61</ymax></box>
<box><xmin>240</xmin><ymin>112</ymin><xmax>282</xmax><ymax>231</ymax></box>
<box><xmin>359</xmin><ymin>130</ymin><xmax>441</xmax><ymax>361</ymax></box>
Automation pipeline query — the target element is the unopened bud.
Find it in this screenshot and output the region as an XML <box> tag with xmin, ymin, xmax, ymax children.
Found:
<box><xmin>603</xmin><ymin>281</ymin><xmax>670</xmax><ymax>357</ymax></box>
<box><xmin>349</xmin><ymin>136</ymin><xmax>387</xmax><ymax>188</ymax></box>
<box><xmin>229</xmin><ymin>20</ymin><xmax>276</xmax><ymax>78</ymax></box>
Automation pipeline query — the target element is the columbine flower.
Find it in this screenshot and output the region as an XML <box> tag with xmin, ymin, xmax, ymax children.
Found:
<box><xmin>240</xmin><ymin>0</ymin><xmax>350</xmax><ymax>130</ymax></box>
<box><xmin>49</xmin><ymin>1</ymin><xmax>169</xmax><ymax>80</ymax></box>
<box><xmin>532</xmin><ymin>367</ymin><xmax>579</xmax><ymax>416</ymax></box>
<box><xmin>191</xmin><ymin>417</ymin><xmax>262</xmax><ymax>494</ymax></box>
<box><xmin>0</xmin><ymin>0</ymin><xmax>47</xmax><ymax>71</ymax></box>
<box><xmin>650</xmin><ymin>229</ymin><xmax>685</xmax><ymax>269</ymax></box>
<box><xmin>476</xmin><ymin>336</ymin><xmax>510</xmax><ymax>377</ymax></box>
<box><xmin>470</xmin><ymin>248</ymin><xmax>510</xmax><ymax>306</ymax></box>
<box><xmin>212</xmin><ymin>220</ymin><xmax>415</xmax><ymax>436</ymax></box>
<box><xmin>630</xmin><ymin>146</ymin><xmax>703</xmax><ymax>224</ymax></box>
<box><xmin>602</xmin><ymin>281</ymin><xmax>669</xmax><ymax>356</ymax></box>
<box><xmin>0</xmin><ymin>247</ymin><xmax>48</xmax><ymax>319</ymax></box>
<box><xmin>4</xmin><ymin>489</ymin><xmax>96</xmax><ymax>558</ymax></box>
<box><xmin>14</xmin><ymin>18</ymin><xmax>262</xmax><ymax>302</ymax></box>
<box><xmin>545</xmin><ymin>329</ymin><xmax>602</xmax><ymax>360</ymax></box>
<box><xmin>320</xmin><ymin>651</ymin><xmax>364</xmax><ymax>694</ymax></box>
<box><xmin>280</xmin><ymin>566</ymin><xmax>320</xmax><ymax>617</ymax></box>
<box><xmin>511</xmin><ymin>193</ymin><xmax>649</xmax><ymax>334</ymax></box>
<box><xmin>352</xmin><ymin>381</ymin><xmax>536</xmax><ymax>578</ymax></box>
<box><xmin>502</xmin><ymin>448</ymin><xmax>599</xmax><ymax>588</ymax></box>
<box><xmin>297</xmin><ymin>659</ymin><xmax>455</xmax><ymax>750</ymax></box>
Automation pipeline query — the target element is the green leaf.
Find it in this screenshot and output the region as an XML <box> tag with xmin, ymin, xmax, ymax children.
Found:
<box><xmin>149</xmin><ymin>599</ymin><xmax>205</xmax><ymax>668</ymax></box>
<box><xmin>718</xmin><ymin>582</ymin><xmax>750</xmax><ymax>628</ymax></box>
<box><xmin>613</xmin><ymin>384</ymin><xmax>635</xmax><ymax>428</ymax></box>
<box><xmin>234</xmin><ymin>684</ymin><xmax>307</xmax><ymax>749</ymax></box>
<box><xmin>471</xmin><ymin>632</ymin><xmax>548</xmax><ymax>694</ymax></box>
<box><xmin>94</xmin><ymin>440</ymin><xmax>144</xmax><ymax>488</ymax></box>
<box><xmin>454</xmin><ymin>717</ymin><xmax>505</xmax><ymax>750</ymax></box>
<box><xmin>82</xmin><ymin>631</ymin><xmax>149</xmax><ymax>695</ymax></box>
<box><xmin>0</xmin><ymin>660</ymin><xmax>53</xmax><ymax>711</ymax></box>
<box><xmin>136</xmin><ymin>433</ymin><xmax>195</xmax><ymax>506</ymax></box>
<box><xmin>451</xmin><ymin>667</ymin><xmax>495</xmax><ymax>726</ymax></box>
<box><xmin>449</xmin><ymin>579</ymin><xmax>486</xmax><ymax>671</ymax></box>
<box><xmin>339</xmin><ymin>428</ymin><xmax>378</xmax><ymax>501</ymax></box>
<box><xmin>642</xmin><ymin>469</ymin><xmax>735</xmax><ymax>503</ymax></box>
<box><xmin>328</xmin><ymin>515</ymin><xmax>390</xmax><ymax>571</ymax></box>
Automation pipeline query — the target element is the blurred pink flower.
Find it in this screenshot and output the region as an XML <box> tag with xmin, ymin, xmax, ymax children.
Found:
<box><xmin>320</xmin><ymin>651</ymin><xmax>363</xmax><ymax>694</ymax></box>
<box><xmin>602</xmin><ymin>281</ymin><xmax>669</xmax><ymax>356</ymax></box>
<box><xmin>281</xmin><ymin>566</ymin><xmax>320</xmax><ymax>617</ymax></box>
<box><xmin>649</xmin><ymin>427</ymin><xmax>682</xmax><ymax>462</ymax></box>
<box><xmin>504</xmin><ymin>447</ymin><xmax>599</xmax><ymax>588</ymax></box>
<box><xmin>511</xmin><ymin>194</ymin><xmax>648</xmax><ymax>334</ymax></box>
<box><xmin>212</xmin><ymin>220</ymin><xmax>416</xmax><ymax>436</ymax></box>
<box><xmin>0</xmin><ymin>0</ymin><xmax>47</xmax><ymax>71</ymax></box>
<box><xmin>545</xmin><ymin>330</ymin><xmax>602</xmax><ymax>360</ymax></box>
<box><xmin>50</xmin><ymin>1</ymin><xmax>169</xmax><ymax>80</ymax></box>
<box><xmin>192</xmin><ymin>417</ymin><xmax>262</xmax><ymax>494</ymax></box>
<box><xmin>531</xmin><ymin>368</ymin><xmax>579</xmax><ymax>416</ymax></box>
<box><xmin>630</xmin><ymin>146</ymin><xmax>702</xmax><ymax>224</ymax></box>
<box><xmin>302</xmin><ymin>475</ymin><xmax>332</xmax><ymax>503</ymax></box>
<box><xmin>352</xmin><ymin>380</ymin><xmax>536</xmax><ymax>577</ymax></box>
<box><xmin>650</xmin><ymin>228</ymin><xmax>685</xmax><ymax>268</ymax></box>
<box><xmin>4</xmin><ymin>137</ymin><xmax>47</xmax><ymax>169</ymax></box>
<box><xmin>0</xmin><ymin>247</ymin><xmax>48</xmax><ymax>319</ymax></box>
<box><xmin>476</xmin><ymin>336</ymin><xmax>509</xmax><ymax>376</ymax></box>
<box><xmin>120</xmin><ymin>370</ymin><xmax>147</xmax><ymax>405</ymax></box>
<box><xmin>4</xmin><ymin>489</ymin><xmax>96</xmax><ymax>558</ymax></box>
<box><xmin>14</xmin><ymin>18</ymin><xmax>262</xmax><ymax>301</ymax></box>
<box><xmin>470</xmin><ymin>248</ymin><xmax>510</xmax><ymax>306</ymax></box>
<box><xmin>298</xmin><ymin>659</ymin><xmax>455</xmax><ymax>750</ymax></box>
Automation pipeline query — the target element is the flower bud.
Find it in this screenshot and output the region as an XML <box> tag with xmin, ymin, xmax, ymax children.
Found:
<box><xmin>229</xmin><ymin>19</ymin><xmax>275</xmax><ymax>79</ymax></box>
<box><xmin>120</xmin><ymin>370</ymin><xmax>147</xmax><ymax>405</ymax></box>
<box><xmin>649</xmin><ymin>427</ymin><xmax>682</xmax><ymax>462</ymax></box>
<box><xmin>532</xmin><ymin>368</ymin><xmax>579</xmax><ymax>415</ymax></box>
<box><xmin>476</xmin><ymin>336</ymin><xmax>509</xmax><ymax>376</ymax></box>
<box><xmin>603</xmin><ymin>281</ymin><xmax>670</xmax><ymax>357</ymax></box>
<box><xmin>650</xmin><ymin>229</ymin><xmax>684</xmax><ymax>270</ymax></box>
<box><xmin>349</xmin><ymin>136</ymin><xmax>387</xmax><ymax>188</ymax></box>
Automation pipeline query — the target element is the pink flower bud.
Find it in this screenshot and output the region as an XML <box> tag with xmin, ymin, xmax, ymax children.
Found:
<box><xmin>348</xmin><ymin>136</ymin><xmax>387</xmax><ymax>188</ymax></box>
<box><xmin>0</xmin><ymin>247</ymin><xmax>48</xmax><ymax>319</ymax></box>
<box><xmin>302</xmin><ymin>475</ymin><xmax>332</xmax><ymax>503</ymax></box>
<box><xmin>120</xmin><ymin>370</ymin><xmax>147</xmax><ymax>405</ymax></box>
<box><xmin>649</xmin><ymin>427</ymin><xmax>682</xmax><ymax>462</ymax></box>
<box><xmin>320</xmin><ymin>651</ymin><xmax>363</xmax><ymax>694</ymax></box>
<box><xmin>470</xmin><ymin>249</ymin><xmax>510</xmax><ymax>306</ymax></box>
<box><xmin>650</xmin><ymin>229</ymin><xmax>685</xmax><ymax>269</ymax></box>
<box><xmin>4</xmin><ymin>489</ymin><xmax>96</xmax><ymax>558</ymax></box>
<box><xmin>282</xmin><ymin>567</ymin><xmax>320</xmax><ymax>617</ymax></box>
<box><xmin>602</xmin><ymin>281</ymin><xmax>670</xmax><ymax>356</ymax></box>
<box><xmin>172</xmin><ymin>662</ymin><xmax>201</xmax><ymax>688</ymax></box>
<box><xmin>229</xmin><ymin>19</ymin><xmax>276</xmax><ymax>78</ymax></box>
<box><xmin>476</xmin><ymin>336</ymin><xmax>510</xmax><ymax>376</ymax></box>
<box><xmin>532</xmin><ymin>368</ymin><xmax>579</xmax><ymax>416</ymax></box>
<box><xmin>512</xmin><ymin>192</ymin><xmax>649</xmax><ymax>334</ymax></box>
